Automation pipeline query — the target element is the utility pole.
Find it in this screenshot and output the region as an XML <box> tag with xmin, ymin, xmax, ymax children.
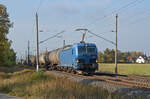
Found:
<box><xmin>27</xmin><ymin>40</ymin><xmax>30</xmax><ymax>65</ymax></box>
<box><xmin>36</xmin><ymin>12</ymin><xmax>39</xmax><ymax>71</ymax></box>
<box><xmin>115</xmin><ymin>14</ymin><xmax>118</xmax><ymax>74</ymax></box>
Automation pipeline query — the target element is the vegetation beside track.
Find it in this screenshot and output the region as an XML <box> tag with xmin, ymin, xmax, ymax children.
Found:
<box><xmin>0</xmin><ymin>66</ymin><xmax>148</xmax><ymax>99</ymax></box>
<box><xmin>99</xmin><ymin>64</ymin><xmax>150</xmax><ymax>76</ymax></box>
<box><xmin>0</xmin><ymin>67</ymin><xmax>141</xmax><ymax>99</ymax></box>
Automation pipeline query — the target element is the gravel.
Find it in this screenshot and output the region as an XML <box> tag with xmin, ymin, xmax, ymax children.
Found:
<box><xmin>47</xmin><ymin>71</ymin><xmax>150</xmax><ymax>99</ymax></box>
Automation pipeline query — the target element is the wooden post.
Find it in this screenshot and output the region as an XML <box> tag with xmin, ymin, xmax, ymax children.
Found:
<box><xmin>115</xmin><ymin>14</ymin><xmax>118</xmax><ymax>74</ymax></box>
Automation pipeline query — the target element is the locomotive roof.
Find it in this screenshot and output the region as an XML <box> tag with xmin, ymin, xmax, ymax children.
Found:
<box><xmin>48</xmin><ymin>45</ymin><xmax>73</xmax><ymax>53</ymax></box>
<box><xmin>46</xmin><ymin>42</ymin><xmax>96</xmax><ymax>53</ymax></box>
<box><xmin>73</xmin><ymin>43</ymin><xmax>96</xmax><ymax>47</ymax></box>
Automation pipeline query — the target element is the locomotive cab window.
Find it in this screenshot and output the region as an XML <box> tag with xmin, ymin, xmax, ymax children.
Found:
<box><xmin>87</xmin><ymin>47</ymin><xmax>96</xmax><ymax>55</ymax></box>
<box><xmin>78</xmin><ymin>47</ymin><xmax>86</xmax><ymax>54</ymax></box>
<box><xmin>78</xmin><ymin>46</ymin><xmax>96</xmax><ymax>55</ymax></box>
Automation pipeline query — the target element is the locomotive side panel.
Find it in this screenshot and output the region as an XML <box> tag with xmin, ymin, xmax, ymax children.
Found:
<box><xmin>59</xmin><ymin>48</ymin><xmax>73</xmax><ymax>67</ymax></box>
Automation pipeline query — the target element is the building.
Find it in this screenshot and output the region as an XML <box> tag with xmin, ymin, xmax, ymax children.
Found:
<box><xmin>136</xmin><ymin>56</ymin><xmax>145</xmax><ymax>64</ymax></box>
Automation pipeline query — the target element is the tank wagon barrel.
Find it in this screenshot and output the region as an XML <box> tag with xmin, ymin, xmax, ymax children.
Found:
<box><xmin>30</xmin><ymin>55</ymin><xmax>36</xmax><ymax>66</ymax></box>
<box><xmin>23</xmin><ymin>55</ymin><xmax>36</xmax><ymax>66</ymax></box>
<box><xmin>46</xmin><ymin>49</ymin><xmax>61</xmax><ymax>65</ymax></box>
<box><xmin>39</xmin><ymin>51</ymin><xmax>48</xmax><ymax>67</ymax></box>
<box><xmin>45</xmin><ymin>45</ymin><xmax>73</xmax><ymax>66</ymax></box>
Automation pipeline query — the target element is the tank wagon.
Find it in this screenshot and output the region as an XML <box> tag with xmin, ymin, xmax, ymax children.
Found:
<box><xmin>30</xmin><ymin>55</ymin><xmax>36</xmax><ymax>66</ymax></box>
<box><xmin>23</xmin><ymin>55</ymin><xmax>36</xmax><ymax>66</ymax></box>
<box><xmin>40</xmin><ymin>42</ymin><xmax>98</xmax><ymax>74</ymax></box>
<box><xmin>39</xmin><ymin>51</ymin><xmax>48</xmax><ymax>67</ymax></box>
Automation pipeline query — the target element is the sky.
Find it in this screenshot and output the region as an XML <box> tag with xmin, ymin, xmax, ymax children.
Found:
<box><xmin>0</xmin><ymin>0</ymin><xmax>150</xmax><ymax>58</ymax></box>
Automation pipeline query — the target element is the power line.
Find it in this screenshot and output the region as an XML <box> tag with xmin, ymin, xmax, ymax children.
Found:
<box><xmin>119</xmin><ymin>6</ymin><xmax>150</xmax><ymax>21</ymax></box>
<box><xmin>36</xmin><ymin>0</ymin><xmax>45</xmax><ymax>12</ymax></box>
<box><xmin>87</xmin><ymin>30</ymin><xmax>115</xmax><ymax>45</ymax></box>
<box><xmin>115</xmin><ymin>0</ymin><xmax>144</xmax><ymax>13</ymax></box>
<box><xmin>122</xmin><ymin>9</ymin><xmax>150</xmax><ymax>25</ymax></box>
<box><xmin>90</xmin><ymin>30</ymin><xmax>114</xmax><ymax>36</ymax></box>
<box><xmin>39</xmin><ymin>30</ymin><xmax>65</xmax><ymax>44</ymax></box>
<box><xmin>128</xmin><ymin>14</ymin><xmax>150</xmax><ymax>25</ymax></box>
<box><xmin>81</xmin><ymin>0</ymin><xmax>145</xmax><ymax>28</ymax></box>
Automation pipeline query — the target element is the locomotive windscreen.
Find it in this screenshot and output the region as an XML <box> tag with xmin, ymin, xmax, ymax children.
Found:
<box><xmin>87</xmin><ymin>47</ymin><xmax>96</xmax><ymax>55</ymax></box>
<box><xmin>78</xmin><ymin>46</ymin><xmax>96</xmax><ymax>55</ymax></box>
<box><xmin>78</xmin><ymin>47</ymin><xmax>86</xmax><ymax>54</ymax></box>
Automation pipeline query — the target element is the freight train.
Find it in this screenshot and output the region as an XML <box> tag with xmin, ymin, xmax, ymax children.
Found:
<box><xmin>29</xmin><ymin>42</ymin><xmax>98</xmax><ymax>74</ymax></box>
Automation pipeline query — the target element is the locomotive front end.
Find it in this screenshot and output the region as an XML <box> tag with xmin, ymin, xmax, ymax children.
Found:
<box><xmin>73</xmin><ymin>43</ymin><xmax>98</xmax><ymax>73</ymax></box>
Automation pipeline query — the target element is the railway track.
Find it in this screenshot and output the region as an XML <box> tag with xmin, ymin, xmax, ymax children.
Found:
<box><xmin>28</xmin><ymin>66</ymin><xmax>150</xmax><ymax>90</ymax></box>
<box><xmin>48</xmin><ymin>70</ymin><xmax>150</xmax><ymax>90</ymax></box>
<box><xmin>93</xmin><ymin>75</ymin><xmax>150</xmax><ymax>89</ymax></box>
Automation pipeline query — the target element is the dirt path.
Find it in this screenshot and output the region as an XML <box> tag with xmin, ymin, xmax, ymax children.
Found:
<box><xmin>0</xmin><ymin>93</ymin><xmax>22</xmax><ymax>99</ymax></box>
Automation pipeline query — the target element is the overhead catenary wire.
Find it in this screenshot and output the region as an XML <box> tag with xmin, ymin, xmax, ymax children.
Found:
<box><xmin>31</xmin><ymin>31</ymin><xmax>65</xmax><ymax>53</ymax></box>
<box><xmin>36</xmin><ymin>0</ymin><xmax>45</xmax><ymax>12</ymax></box>
<box><xmin>87</xmin><ymin>30</ymin><xmax>115</xmax><ymax>45</ymax></box>
<box><xmin>71</xmin><ymin>0</ymin><xmax>146</xmax><ymax>44</ymax></box>
<box><xmin>122</xmin><ymin>9</ymin><xmax>150</xmax><ymax>25</ymax></box>
<box><xmin>80</xmin><ymin>0</ymin><xmax>145</xmax><ymax>28</ymax></box>
<box><xmin>132</xmin><ymin>14</ymin><xmax>150</xmax><ymax>24</ymax></box>
<box><xmin>32</xmin><ymin>0</ymin><xmax>146</xmax><ymax>47</ymax></box>
<box><xmin>39</xmin><ymin>30</ymin><xmax>65</xmax><ymax>44</ymax></box>
<box><xmin>115</xmin><ymin>0</ymin><xmax>148</xmax><ymax>25</ymax></box>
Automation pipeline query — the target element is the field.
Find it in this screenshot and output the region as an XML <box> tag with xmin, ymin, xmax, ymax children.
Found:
<box><xmin>98</xmin><ymin>64</ymin><xmax>150</xmax><ymax>76</ymax></box>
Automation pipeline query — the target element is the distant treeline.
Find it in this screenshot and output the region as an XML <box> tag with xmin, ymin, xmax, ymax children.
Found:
<box><xmin>0</xmin><ymin>5</ymin><xmax>16</xmax><ymax>66</ymax></box>
<box><xmin>98</xmin><ymin>48</ymin><xmax>148</xmax><ymax>63</ymax></box>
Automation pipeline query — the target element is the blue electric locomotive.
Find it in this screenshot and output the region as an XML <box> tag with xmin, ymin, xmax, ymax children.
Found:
<box><xmin>59</xmin><ymin>43</ymin><xmax>98</xmax><ymax>73</ymax></box>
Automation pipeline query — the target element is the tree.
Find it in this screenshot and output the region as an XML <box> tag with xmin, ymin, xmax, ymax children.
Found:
<box><xmin>98</xmin><ymin>51</ymin><xmax>104</xmax><ymax>63</ymax></box>
<box><xmin>103</xmin><ymin>48</ymin><xmax>115</xmax><ymax>63</ymax></box>
<box><xmin>0</xmin><ymin>4</ymin><xmax>16</xmax><ymax>66</ymax></box>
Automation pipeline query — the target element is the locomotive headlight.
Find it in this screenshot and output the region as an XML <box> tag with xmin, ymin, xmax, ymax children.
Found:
<box><xmin>96</xmin><ymin>60</ymin><xmax>98</xmax><ymax>63</ymax></box>
<box><xmin>76</xmin><ymin>59</ymin><xmax>79</xmax><ymax>63</ymax></box>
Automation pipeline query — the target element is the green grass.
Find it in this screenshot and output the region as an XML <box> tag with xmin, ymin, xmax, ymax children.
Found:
<box><xmin>98</xmin><ymin>64</ymin><xmax>150</xmax><ymax>76</ymax></box>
